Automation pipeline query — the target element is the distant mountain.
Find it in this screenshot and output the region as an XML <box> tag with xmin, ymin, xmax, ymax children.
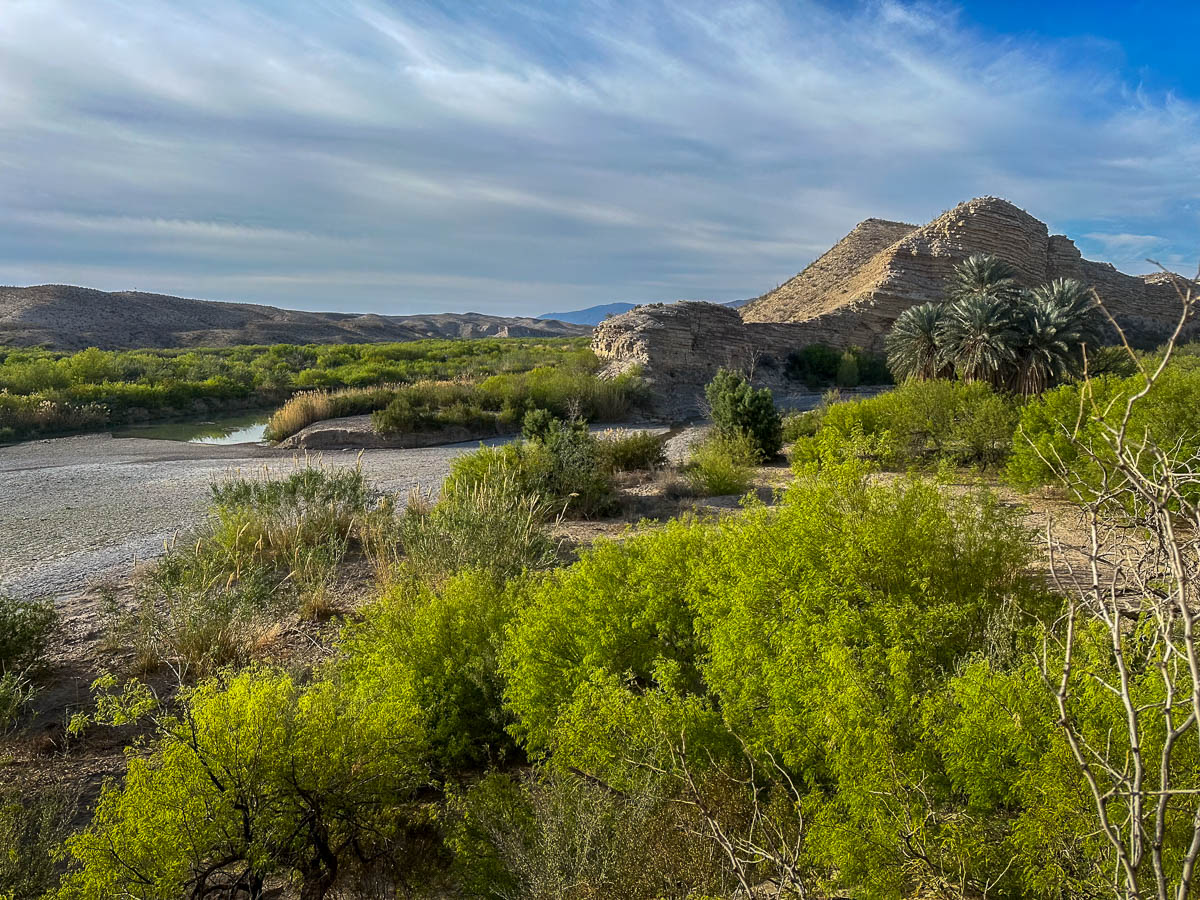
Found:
<box><xmin>537</xmin><ymin>302</ymin><xmax>637</xmax><ymax>325</ymax></box>
<box><xmin>0</xmin><ymin>284</ymin><xmax>592</xmax><ymax>351</ymax></box>
<box><xmin>540</xmin><ymin>298</ymin><xmax>750</xmax><ymax>325</ymax></box>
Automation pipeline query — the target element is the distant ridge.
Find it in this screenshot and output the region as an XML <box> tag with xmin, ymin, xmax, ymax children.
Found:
<box><xmin>0</xmin><ymin>284</ymin><xmax>591</xmax><ymax>350</ymax></box>
<box><xmin>540</xmin><ymin>297</ymin><xmax>750</xmax><ymax>326</ymax></box>
<box><xmin>537</xmin><ymin>302</ymin><xmax>637</xmax><ymax>325</ymax></box>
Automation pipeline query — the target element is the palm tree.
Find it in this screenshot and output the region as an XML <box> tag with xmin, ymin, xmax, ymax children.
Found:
<box><xmin>1010</xmin><ymin>278</ymin><xmax>1102</xmax><ymax>395</ymax></box>
<box><xmin>937</xmin><ymin>294</ymin><xmax>1021</xmax><ymax>387</ymax></box>
<box><xmin>885</xmin><ymin>303</ymin><xmax>951</xmax><ymax>381</ymax></box>
<box><xmin>947</xmin><ymin>253</ymin><xmax>1024</xmax><ymax>305</ymax></box>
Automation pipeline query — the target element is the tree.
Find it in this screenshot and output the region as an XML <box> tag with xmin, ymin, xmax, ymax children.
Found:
<box><xmin>936</xmin><ymin>294</ymin><xmax>1021</xmax><ymax>387</ymax></box>
<box><xmin>1011</xmin><ymin>278</ymin><xmax>1103</xmax><ymax>396</ymax></box>
<box><xmin>947</xmin><ymin>252</ymin><xmax>1023</xmax><ymax>305</ymax></box>
<box><xmin>704</xmin><ymin>368</ymin><xmax>782</xmax><ymax>460</ymax></box>
<box><xmin>885</xmin><ymin>302</ymin><xmax>950</xmax><ymax>381</ymax></box>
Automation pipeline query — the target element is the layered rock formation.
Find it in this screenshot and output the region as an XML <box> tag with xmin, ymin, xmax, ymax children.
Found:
<box><xmin>595</xmin><ymin>197</ymin><xmax>1194</xmax><ymax>416</ymax></box>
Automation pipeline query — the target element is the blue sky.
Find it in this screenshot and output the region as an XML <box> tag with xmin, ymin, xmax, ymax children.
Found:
<box><xmin>0</xmin><ymin>0</ymin><xmax>1196</xmax><ymax>316</ymax></box>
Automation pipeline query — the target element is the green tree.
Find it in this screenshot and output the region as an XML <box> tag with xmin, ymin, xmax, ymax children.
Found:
<box><xmin>885</xmin><ymin>302</ymin><xmax>950</xmax><ymax>381</ymax></box>
<box><xmin>703</xmin><ymin>368</ymin><xmax>782</xmax><ymax>459</ymax></box>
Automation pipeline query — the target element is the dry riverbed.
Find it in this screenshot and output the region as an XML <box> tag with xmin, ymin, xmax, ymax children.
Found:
<box><xmin>0</xmin><ymin>432</ymin><xmax>513</xmax><ymax>601</ymax></box>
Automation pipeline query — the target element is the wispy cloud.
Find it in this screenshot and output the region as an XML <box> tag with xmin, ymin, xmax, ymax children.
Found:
<box><xmin>0</xmin><ymin>0</ymin><xmax>1197</xmax><ymax>314</ymax></box>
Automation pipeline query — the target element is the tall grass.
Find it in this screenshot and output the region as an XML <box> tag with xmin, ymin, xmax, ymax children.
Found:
<box><xmin>263</xmin><ymin>385</ymin><xmax>403</xmax><ymax>441</ymax></box>
<box><xmin>112</xmin><ymin>466</ymin><xmax>382</xmax><ymax>676</ymax></box>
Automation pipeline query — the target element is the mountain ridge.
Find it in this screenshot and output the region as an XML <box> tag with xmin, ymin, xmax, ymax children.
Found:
<box><xmin>0</xmin><ymin>284</ymin><xmax>591</xmax><ymax>350</ymax></box>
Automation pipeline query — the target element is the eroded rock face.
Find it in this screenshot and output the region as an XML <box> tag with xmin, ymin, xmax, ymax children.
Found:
<box><xmin>596</xmin><ymin>197</ymin><xmax>1195</xmax><ymax>415</ymax></box>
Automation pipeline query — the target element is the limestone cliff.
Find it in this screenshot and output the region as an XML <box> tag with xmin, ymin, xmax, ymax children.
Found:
<box><xmin>596</xmin><ymin>197</ymin><xmax>1194</xmax><ymax>416</ymax></box>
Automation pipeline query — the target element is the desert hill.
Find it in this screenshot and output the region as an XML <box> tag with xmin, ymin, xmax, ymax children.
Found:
<box><xmin>595</xmin><ymin>197</ymin><xmax>1195</xmax><ymax>416</ymax></box>
<box><xmin>741</xmin><ymin>197</ymin><xmax>1187</xmax><ymax>347</ymax></box>
<box><xmin>0</xmin><ymin>284</ymin><xmax>591</xmax><ymax>350</ymax></box>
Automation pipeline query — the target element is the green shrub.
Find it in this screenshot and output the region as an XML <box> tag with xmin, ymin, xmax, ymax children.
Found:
<box><xmin>683</xmin><ymin>432</ymin><xmax>757</xmax><ymax>496</ymax></box>
<box><xmin>399</xmin><ymin>480</ymin><xmax>560</xmax><ymax>584</ymax></box>
<box><xmin>704</xmin><ymin>369</ymin><xmax>782</xmax><ymax>459</ymax></box>
<box><xmin>501</xmin><ymin>465</ymin><xmax>1055</xmax><ymax>895</ymax></box>
<box><xmin>835</xmin><ymin>350</ymin><xmax>859</xmax><ymax>388</ymax></box>
<box><xmin>791</xmin><ymin>379</ymin><xmax>1020</xmax><ymax>470</ymax></box>
<box><xmin>1007</xmin><ymin>364</ymin><xmax>1200</xmax><ymax>500</ymax></box>
<box><xmin>521</xmin><ymin>407</ymin><xmax>556</xmax><ymax>441</ymax></box>
<box><xmin>595</xmin><ymin>429</ymin><xmax>666</xmax><ymax>472</ymax></box>
<box><xmin>0</xmin><ymin>783</ymin><xmax>78</xmax><ymax>900</ymax></box>
<box><xmin>57</xmin><ymin>667</ymin><xmax>431</xmax><ymax>900</ymax></box>
<box><xmin>339</xmin><ymin>571</ymin><xmax>528</xmax><ymax>772</ymax></box>
<box><xmin>446</xmin><ymin>422</ymin><xmax>616</xmax><ymax>518</ymax></box>
<box><xmin>0</xmin><ymin>596</ymin><xmax>56</xmax><ymax>673</ymax></box>
<box><xmin>780</xmin><ymin>408</ymin><xmax>822</xmax><ymax>443</ymax></box>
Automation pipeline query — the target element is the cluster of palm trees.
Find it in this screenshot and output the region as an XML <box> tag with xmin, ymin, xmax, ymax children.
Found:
<box><xmin>885</xmin><ymin>254</ymin><xmax>1104</xmax><ymax>396</ymax></box>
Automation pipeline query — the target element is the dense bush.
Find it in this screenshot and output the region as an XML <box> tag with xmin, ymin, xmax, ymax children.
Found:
<box><xmin>0</xmin><ymin>784</ymin><xmax>78</xmax><ymax>900</ymax></box>
<box><xmin>1006</xmin><ymin>361</ymin><xmax>1200</xmax><ymax>499</ymax></box>
<box><xmin>368</xmin><ymin>368</ymin><xmax>647</xmax><ymax>441</ymax></box>
<box><xmin>500</xmin><ymin>465</ymin><xmax>1083</xmax><ymax>896</ymax></box>
<box><xmin>785</xmin><ymin>344</ymin><xmax>891</xmax><ymax>388</ymax></box>
<box><xmin>682</xmin><ymin>431</ymin><xmax>758</xmax><ymax>496</ymax></box>
<box><xmin>340</xmin><ymin>572</ymin><xmax>528</xmax><ymax>773</ymax></box>
<box><xmin>57</xmin><ymin>667</ymin><xmax>433</xmax><ymax>900</ymax></box>
<box><xmin>445</xmin><ymin>421</ymin><xmax>617</xmax><ymax>518</ymax></box>
<box><xmin>594</xmin><ymin>429</ymin><xmax>666</xmax><ymax>472</ymax></box>
<box><xmin>791</xmin><ymin>378</ymin><xmax>1021</xmax><ymax>470</ymax></box>
<box><xmin>704</xmin><ymin>369</ymin><xmax>782</xmax><ymax>459</ymax></box>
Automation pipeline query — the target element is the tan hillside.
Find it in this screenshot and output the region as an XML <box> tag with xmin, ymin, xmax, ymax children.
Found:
<box><xmin>0</xmin><ymin>284</ymin><xmax>591</xmax><ymax>350</ymax></box>
<box><xmin>742</xmin><ymin>197</ymin><xmax>1188</xmax><ymax>348</ymax></box>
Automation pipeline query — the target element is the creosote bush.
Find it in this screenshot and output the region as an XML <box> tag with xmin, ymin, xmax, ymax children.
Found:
<box><xmin>0</xmin><ymin>595</ymin><xmax>57</xmax><ymax>731</ymax></box>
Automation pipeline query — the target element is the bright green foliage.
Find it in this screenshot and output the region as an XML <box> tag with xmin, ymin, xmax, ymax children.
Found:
<box><xmin>339</xmin><ymin>572</ymin><xmax>528</xmax><ymax>773</ymax></box>
<box><xmin>502</xmin><ymin>518</ymin><xmax>715</xmax><ymax>758</ymax></box>
<box><xmin>501</xmin><ymin>465</ymin><xmax>1064</xmax><ymax>897</ymax></box>
<box><xmin>0</xmin><ymin>336</ymin><xmax>596</xmax><ymax>442</ymax></box>
<box><xmin>704</xmin><ymin>369</ymin><xmax>782</xmax><ymax>459</ymax></box>
<box><xmin>1006</xmin><ymin>362</ymin><xmax>1200</xmax><ymax>500</ymax></box>
<box><xmin>791</xmin><ymin>379</ymin><xmax>1020</xmax><ymax>470</ymax></box>
<box><xmin>683</xmin><ymin>431</ymin><xmax>758</xmax><ymax>496</ymax></box>
<box><xmin>57</xmin><ymin>667</ymin><xmax>429</xmax><ymax>900</ymax></box>
<box><xmin>444</xmin><ymin>420</ymin><xmax>616</xmax><ymax>517</ymax></box>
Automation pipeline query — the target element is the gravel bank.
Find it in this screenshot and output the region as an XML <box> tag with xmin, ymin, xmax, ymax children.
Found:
<box><xmin>0</xmin><ymin>432</ymin><xmax>496</xmax><ymax>600</ymax></box>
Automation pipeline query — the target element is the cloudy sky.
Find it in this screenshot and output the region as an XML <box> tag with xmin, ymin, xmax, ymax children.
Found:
<box><xmin>1</xmin><ymin>0</ymin><xmax>1197</xmax><ymax>316</ymax></box>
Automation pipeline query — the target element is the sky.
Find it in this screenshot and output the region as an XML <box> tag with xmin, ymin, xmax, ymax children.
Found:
<box><xmin>0</xmin><ymin>0</ymin><xmax>1197</xmax><ymax>317</ymax></box>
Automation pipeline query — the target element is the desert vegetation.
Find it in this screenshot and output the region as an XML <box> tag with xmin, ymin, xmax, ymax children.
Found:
<box><xmin>0</xmin><ymin>336</ymin><xmax>593</xmax><ymax>442</ymax></box>
<box><xmin>6</xmin><ymin>271</ymin><xmax>1200</xmax><ymax>900</ymax></box>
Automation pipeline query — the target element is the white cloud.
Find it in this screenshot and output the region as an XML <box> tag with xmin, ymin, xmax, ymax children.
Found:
<box><xmin>0</xmin><ymin>0</ymin><xmax>1196</xmax><ymax>314</ymax></box>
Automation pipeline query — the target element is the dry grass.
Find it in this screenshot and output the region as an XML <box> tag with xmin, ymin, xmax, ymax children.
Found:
<box><xmin>264</xmin><ymin>385</ymin><xmax>402</xmax><ymax>441</ymax></box>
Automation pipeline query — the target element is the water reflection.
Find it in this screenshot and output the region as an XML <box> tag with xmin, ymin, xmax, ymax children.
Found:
<box><xmin>112</xmin><ymin>412</ymin><xmax>270</xmax><ymax>444</ymax></box>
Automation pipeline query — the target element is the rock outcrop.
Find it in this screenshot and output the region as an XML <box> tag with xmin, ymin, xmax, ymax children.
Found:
<box><xmin>596</xmin><ymin>197</ymin><xmax>1194</xmax><ymax>416</ymax></box>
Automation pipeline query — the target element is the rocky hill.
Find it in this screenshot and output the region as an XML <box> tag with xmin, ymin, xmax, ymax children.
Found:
<box><xmin>0</xmin><ymin>284</ymin><xmax>591</xmax><ymax>350</ymax></box>
<box><xmin>595</xmin><ymin>197</ymin><xmax>1195</xmax><ymax>417</ymax></box>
